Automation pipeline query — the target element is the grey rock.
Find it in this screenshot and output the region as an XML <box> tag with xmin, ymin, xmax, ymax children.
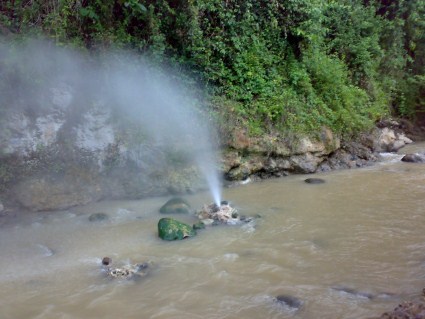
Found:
<box><xmin>401</xmin><ymin>153</ymin><xmax>425</xmax><ymax>163</ymax></box>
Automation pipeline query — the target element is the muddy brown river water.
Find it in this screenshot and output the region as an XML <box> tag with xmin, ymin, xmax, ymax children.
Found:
<box><xmin>1</xmin><ymin>143</ymin><xmax>425</xmax><ymax>319</ymax></box>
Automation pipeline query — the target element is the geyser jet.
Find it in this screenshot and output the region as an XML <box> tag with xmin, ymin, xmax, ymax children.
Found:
<box><xmin>104</xmin><ymin>54</ymin><xmax>223</xmax><ymax>205</ymax></box>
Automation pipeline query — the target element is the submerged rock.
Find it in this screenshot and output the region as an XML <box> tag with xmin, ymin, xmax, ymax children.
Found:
<box><xmin>158</xmin><ymin>217</ymin><xmax>197</xmax><ymax>240</ymax></box>
<box><xmin>159</xmin><ymin>197</ymin><xmax>191</xmax><ymax>214</ymax></box>
<box><xmin>401</xmin><ymin>153</ymin><xmax>425</xmax><ymax>163</ymax></box>
<box><xmin>88</xmin><ymin>212</ymin><xmax>109</xmax><ymax>222</ymax></box>
<box><xmin>332</xmin><ymin>286</ymin><xmax>374</xmax><ymax>299</ymax></box>
<box><xmin>36</xmin><ymin>244</ymin><xmax>55</xmax><ymax>257</ymax></box>
<box><xmin>304</xmin><ymin>178</ymin><xmax>325</xmax><ymax>184</ymax></box>
<box><xmin>101</xmin><ymin>257</ymin><xmax>151</xmax><ymax>280</ymax></box>
<box><xmin>275</xmin><ymin>295</ymin><xmax>302</xmax><ymax>310</ymax></box>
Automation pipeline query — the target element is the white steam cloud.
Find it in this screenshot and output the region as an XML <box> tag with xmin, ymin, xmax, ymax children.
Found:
<box><xmin>0</xmin><ymin>38</ymin><xmax>222</xmax><ymax>205</ymax></box>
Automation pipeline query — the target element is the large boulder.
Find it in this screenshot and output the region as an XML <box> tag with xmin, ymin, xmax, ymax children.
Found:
<box><xmin>290</xmin><ymin>153</ymin><xmax>324</xmax><ymax>173</ymax></box>
<box><xmin>376</xmin><ymin>127</ymin><xmax>413</xmax><ymax>152</ymax></box>
<box><xmin>158</xmin><ymin>217</ymin><xmax>197</xmax><ymax>241</ymax></box>
<box><xmin>159</xmin><ymin>197</ymin><xmax>191</xmax><ymax>214</ymax></box>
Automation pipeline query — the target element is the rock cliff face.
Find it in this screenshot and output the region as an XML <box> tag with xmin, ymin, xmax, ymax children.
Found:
<box><xmin>220</xmin><ymin>122</ymin><xmax>413</xmax><ymax>184</ymax></box>
<box><xmin>0</xmin><ymin>91</ymin><xmax>413</xmax><ymax>212</ymax></box>
<box><xmin>0</xmin><ymin>83</ymin><xmax>207</xmax><ymax>211</ymax></box>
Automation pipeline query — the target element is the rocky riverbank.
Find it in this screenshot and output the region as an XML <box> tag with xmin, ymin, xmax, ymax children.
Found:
<box><xmin>369</xmin><ymin>289</ymin><xmax>425</xmax><ymax>319</ymax></box>
<box><xmin>2</xmin><ymin>41</ymin><xmax>424</xmax><ymax>213</ymax></box>
<box><xmin>0</xmin><ymin>95</ymin><xmax>421</xmax><ymax>213</ymax></box>
<box><xmin>220</xmin><ymin>120</ymin><xmax>416</xmax><ymax>185</ymax></box>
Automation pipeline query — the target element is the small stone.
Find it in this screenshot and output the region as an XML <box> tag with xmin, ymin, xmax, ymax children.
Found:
<box><xmin>304</xmin><ymin>178</ymin><xmax>325</xmax><ymax>184</ymax></box>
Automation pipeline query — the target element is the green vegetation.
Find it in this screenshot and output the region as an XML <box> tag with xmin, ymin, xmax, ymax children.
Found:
<box><xmin>1</xmin><ymin>0</ymin><xmax>424</xmax><ymax>136</ymax></box>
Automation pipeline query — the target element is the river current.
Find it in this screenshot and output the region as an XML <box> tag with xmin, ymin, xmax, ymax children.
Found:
<box><xmin>1</xmin><ymin>143</ymin><xmax>425</xmax><ymax>319</ymax></box>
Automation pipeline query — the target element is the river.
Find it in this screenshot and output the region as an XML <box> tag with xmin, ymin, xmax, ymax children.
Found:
<box><xmin>1</xmin><ymin>143</ymin><xmax>425</xmax><ymax>319</ymax></box>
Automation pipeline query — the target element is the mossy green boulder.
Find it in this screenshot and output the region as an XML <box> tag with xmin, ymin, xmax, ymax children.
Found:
<box><xmin>158</xmin><ymin>217</ymin><xmax>197</xmax><ymax>241</ymax></box>
<box><xmin>159</xmin><ymin>197</ymin><xmax>191</xmax><ymax>214</ymax></box>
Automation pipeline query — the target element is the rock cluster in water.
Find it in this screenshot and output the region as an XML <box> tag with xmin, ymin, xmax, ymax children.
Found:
<box><xmin>101</xmin><ymin>257</ymin><xmax>151</xmax><ymax>280</ymax></box>
<box><xmin>157</xmin><ymin>198</ymin><xmax>255</xmax><ymax>241</ymax></box>
<box><xmin>196</xmin><ymin>201</ymin><xmax>241</xmax><ymax>225</ymax></box>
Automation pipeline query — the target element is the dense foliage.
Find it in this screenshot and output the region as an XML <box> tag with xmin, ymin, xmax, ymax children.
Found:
<box><xmin>1</xmin><ymin>0</ymin><xmax>424</xmax><ymax>136</ymax></box>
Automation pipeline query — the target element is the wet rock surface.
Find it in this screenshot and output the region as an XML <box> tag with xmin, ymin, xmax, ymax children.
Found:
<box><xmin>376</xmin><ymin>127</ymin><xmax>413</xmax><ymax>152</ymax></box>
<box><xmin>196</xmin><ymin>202</ymin><xmax>242</xmax><ymax>225</ymax></box>
<box><xmin>101</xmin><ymin>257</ymin><xmax>151</xmax><ymax>280</ymax></box>
<box><xmin>158</xmin><ymin>217</ymin><xmax>197</xmax><ymax>241</ymax></box>
<box><xmin>221</xmin><ymin>124</ymin><xmax>415</xmax><ymax>183</ymax></box>
<box><xmin>401</xmin><ymin>153</ymin><xmax>425</xmax><ymax>163</ymax></box>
